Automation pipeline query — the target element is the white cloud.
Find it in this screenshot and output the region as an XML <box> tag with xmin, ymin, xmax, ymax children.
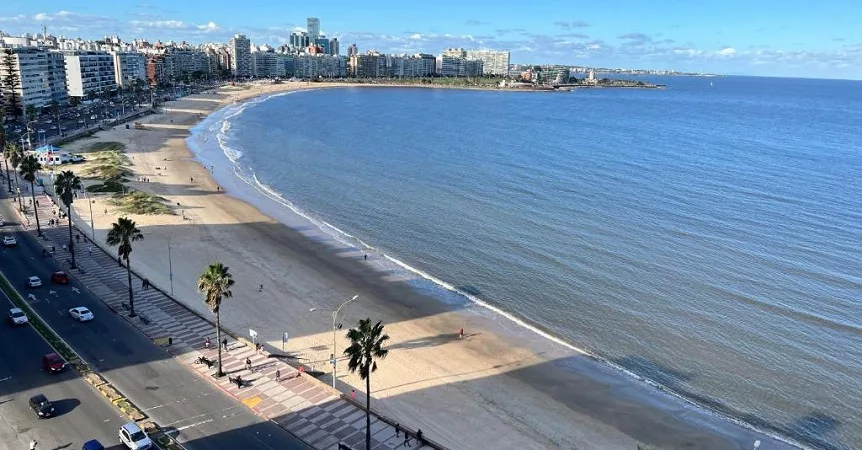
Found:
<box><xmin>409</xmin><ymin>33</ymin><xmax>422</xmax><ymax>40</ymax></box>
<box><xmin>130</xmin><ymin>19</ymin><xmax>189</xmax><ymax>29</ymax></box>
<box><xmin>717</xmin><ymin>47</ymin><xmax>737</xmax><ymax>56</ymax></box>
<box><xmin>197</xmin><ymin>21</ymin><xmax>220</xmax><ymax>32</ymax></box>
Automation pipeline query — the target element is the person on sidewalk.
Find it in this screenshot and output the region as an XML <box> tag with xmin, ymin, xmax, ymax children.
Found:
<box><xmin>416</xmin><ymin>429</ymin><xmax>424</xmax><ymax>446</ymax></box>
<box><xmin>88</xmin><ymin>245</ymin><xmax>92</xmax><ymax>256</ymax></box>
<box><xmin>222</xmin><ymin>338</ymin><xmax>228</xmax><ymax>351</ymax></box>
<box><xmin>351</xmin><ymin>389</ymin><xmax>356</xmax><ymax>400</ymax></box>
<box><xmin>245</xmin><ymin>357</ymin><xmax>252</xmax><ymax>372</ymax></box>
<box><xmin>275</xmin><ymin>368</ymin><xmax>281</xmax><ymax>381</ymax></box>
<box><xmin>205</xmin><ymin>337</ymin><xmax>211</xmax><ymax>349</ymax></box>
<box><xmin>235</xmin><ymin>374</ymin><xmax>242</xmax><ymax>388</ymax></box>
<box><xmin>403</xmin><ymin>432</ymin><xmax>410</xmax><ymax>447</ymax></box>
<box><xmin>395</xmin><ymin>423</ymin><xmax>400</xmax><ymax>437</ymax></box>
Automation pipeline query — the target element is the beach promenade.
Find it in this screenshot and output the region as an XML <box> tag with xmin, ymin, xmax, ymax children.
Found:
<box><xmin>8</xmin><ymin>83</ymin><xmax>800</xmax><ymax>450</ymax></box>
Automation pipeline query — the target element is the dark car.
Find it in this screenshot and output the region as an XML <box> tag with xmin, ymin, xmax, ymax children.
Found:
<box><xmin>29</xmin><ymin>394</ymin><xmax>55</xmax><ymax>418</ymax></box>
<box><xmin>51</xmin><ymin>271</ymin><xmax>70</xmax><ymax>284</ymax></box>
<box><xmin>42</xmin><ymin>353</ymin><xmax>65</xmax><ymax>373</ymax></box>
<box><xmin>82</xmin><ymin>439</ymin><xmax>105</xmax><ymax>450</ymax></box>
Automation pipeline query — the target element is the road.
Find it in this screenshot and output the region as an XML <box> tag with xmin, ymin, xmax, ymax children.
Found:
<box><xmin>0</xmin><ymin>198</ymin><xmax>313</xmax><ymax>450</ymax></box>
<box><xmin>0</xmin><ymin>287</ymin><xmax>127</xmax><ymax>450</ymax></box>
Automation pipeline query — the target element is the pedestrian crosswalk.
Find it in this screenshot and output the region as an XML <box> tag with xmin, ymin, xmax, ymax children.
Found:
<box><xmin>14</xmin><ymin>192</ymin><xmax>435</xmax><ymax>450</ymax></box>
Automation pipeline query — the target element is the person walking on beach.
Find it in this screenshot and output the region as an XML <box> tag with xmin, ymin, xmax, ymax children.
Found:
<box><xmin>459</xmin><ymin>328</ymin><xmax>464</xmax><ymax>340</ymax></box>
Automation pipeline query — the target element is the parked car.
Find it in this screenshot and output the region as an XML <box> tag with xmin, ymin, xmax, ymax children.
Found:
<box><xmin>28</xmin><ymin>394</ymin><xmax>55</xmax><ymax>418</ymax></box>
<box><xmin>8</xmin><ymin>307</ymin><xmax>28</xmax><ymax>325</ymax></box>
<box><xmin>42</xmin><ymin>353</ymin><xmax>65</xmax><ymax>373</ymax></box>
<box><xmin>3</xmin><ymin>235</ymin><xmax>16</xmax><ymax>246</ymax></box>
<box><xmin>69</xmin><ymin>306</ymin><xmax>94</xmax><ymax>322</ymax></box>
<box><xmin>51</xmin><ymin>271</ymin><xmax>70</xmax><ymax>284</ymax></box>
<box><xmin>26</xmin><ymin>276</ymin><xmax>42</xmax><ymax>288</ymax></box>
<box><xmin>118</xmin><ymin>422</ymin><xmax>153</xmax><ymax>450</ymax></box>
<box><xmin>82</xmin><ymin>440</ymin><xmax>105</xmax><ymax>450</ymax></box>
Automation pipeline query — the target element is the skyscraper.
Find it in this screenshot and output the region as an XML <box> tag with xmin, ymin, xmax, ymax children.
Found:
<box><xmin>230</xmin><ymin>34</ymin><xmax>251</xmax><ymax>77</ymax></box>
<box><xmin>307</xmin><ymin>17</ymin><xmax>320</xmax><ymax>41</ymax></box>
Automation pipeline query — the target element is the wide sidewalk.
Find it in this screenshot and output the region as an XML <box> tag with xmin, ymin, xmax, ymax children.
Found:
<box><xmin>11</xmin><ymin>190</ymin><xmax>435</xmax><ymax>450</ymax></box>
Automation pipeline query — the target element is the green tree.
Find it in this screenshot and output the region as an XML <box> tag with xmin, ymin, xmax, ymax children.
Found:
<box><xmin>69</xmin><ymin>96</ymin><xmax>81</xmax><ymax>107</ymax></box>
<box><xmin>1</xmin><ymin>49</ymin><xmax>22</xmax><ymax>119</ymax></box>
<box><xmin>197</xmin><ymin>261</ymin><xmax>235</xmax><ymax>377</ymax></box>
<box><xmin>18</xmin><ymin>154</ymin><xmax>42</xmax><ymax>236</ymax></box>
<box><xmin>49</xmin><ymin>99</ymin><xmax>60</xmax><ymax>124</ymax></box>
<box><xmin>106</xmin><ymin>217</ymin><xmax>144</xmax><ymax>317</ymax></box>
<box><xmin>4</xmin><ymin>143</ymin><xmax>23</xmax><ymax>202</ymax></box>
<box><xmin>343</xmin><ymin>318</ymin><xmax>390</xmax><ymax>450</ymax></box>
<box><xmin>54</xmin><ymin>170</ymin><xmax>82</xmax><ymax>268</ymax></box>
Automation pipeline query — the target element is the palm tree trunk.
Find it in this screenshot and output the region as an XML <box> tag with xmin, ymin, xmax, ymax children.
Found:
<box><xmin>216</xmin><ymin>311</ymin><xmax>224</xmax><ymax>376</ymax></box>
<box><xmin>67</xmin><ymin>204</ymin><xmax>75</xmax><ymax>268</ymax></box>
<box><xmin>1</xmin><ymin>158</ymin><xmax>9</xmax><ymax>192</ymax></box>
<box><xmin>365</xmin><ymin>374</ymin><xmax>371</xmax><ymax>450</ymax></box>
<box><xmin>30</xmin><ymin>181</ymin><xmax>41</xmax><ymax>236</ymax></box>
<box><xmin>14</xmin><ymin>173</ymin><xmax>23</xmax><ymax>209</ymax></box>
<box><xmin>126</xmin><ymin>259</ymin><xmax>135</xmax><ymax>317</ymax></box>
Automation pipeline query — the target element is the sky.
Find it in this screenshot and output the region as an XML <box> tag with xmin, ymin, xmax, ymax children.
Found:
<box><xmin>1</xmin><ymin>0</ymin><xmax>861</xmax><ymax>79</ymax></box>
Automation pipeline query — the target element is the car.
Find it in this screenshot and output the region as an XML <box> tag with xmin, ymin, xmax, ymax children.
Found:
<box><xmin>82</xmin><ymin>440</ymin><xmax>106</xmax><ymax>450</ymax></box>
<box><xmin>42</xmin><ymin>353</ymin><xmax>65</xmax><ymax>373</ymax></box>
<box><xmin>118</xmin><ymin>422</ymin><xmax>153</xmax><ymax>450</ymax></box>
<box><xmin>26</xmin><ymin>276</ymin><xmax>42</xmax><ymax>288</ymax></box>
<box><xmin>69</xmin><ymin>306</ymin><xmax>94</xmax><ymax>322</ymax></box>
<box><xmin>3</xmin><ymin>235</ymin><xmax>16</xmax><ymax>246</ymax></box>
<box><xmin>29</xmin><ymin>394</ymin><xmax>55</xmax><ymax>418</ymax></box>
<box><xmin>51</xmin><ymin>271</ymin><xmax>70</xmax><ymax>284</ymax></box>
<box><xmin>8</xmin><ymin>307</ymin><xmax>28</xmax><ymax>325</ymax></box>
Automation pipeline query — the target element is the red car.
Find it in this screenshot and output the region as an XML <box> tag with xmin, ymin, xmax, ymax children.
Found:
<box><xmin>51</xmin><ymin>271</ymin><xmax>69</xmax><ymax>284</ymax></box>
<box><xmin>42</xmin><ymin>353</ymin><xmax>65</xmax><ymax>373</ymax></box>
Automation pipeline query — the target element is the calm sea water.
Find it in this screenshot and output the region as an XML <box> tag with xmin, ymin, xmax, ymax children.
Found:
<box><xmin>201</xmin><ymin>77</ymin><xmax>862</xmax><ymax>449</ymax></box>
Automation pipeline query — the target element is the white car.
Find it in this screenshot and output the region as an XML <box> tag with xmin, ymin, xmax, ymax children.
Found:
<box><xmin>3</xmin><ymin>235</ymin><xmax>16</xmax><ymax>246</ymax></box>
<box><xmin>69</xmin><ymin>307</ymin><xmax>94</xmax><ymax>322</ymax></box>
<box><xmin>119</xmin><ymin>422</ymin><xmax>153</xmax><ymax>450</ymax></box>
<box><xmin>8</xmin><ymin>308</ymin><xmax>28</xmax><ymax>325</ymax></box>
<box><xmin>26</xmin><ymin>276</ymin><xmax>42</xmax><ymax>288</ymax></box>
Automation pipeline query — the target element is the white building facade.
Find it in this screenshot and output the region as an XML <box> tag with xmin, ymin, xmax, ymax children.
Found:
<box><xmin>111</xmin><ymin>51</ymin><xmax>146</xmax><ymax>87</ymax></box>
<box><xmin>229</xmin><ymin>34</ymin><xmax>251</xmax><ymax>77</ymax></box>
<box><xmin>63</xmin><ymin>51</ymin><xmax>117</xmax><ymax>97</ymax></box>
<box><xmin>0</xmin><ymin>47</ymin><xmax>69</xmax><ymax>110</ymax></box>
<box><xmin>465</xmin><ymin>50</ymin><xmax>510</xmax><ymax>76</ymax></box>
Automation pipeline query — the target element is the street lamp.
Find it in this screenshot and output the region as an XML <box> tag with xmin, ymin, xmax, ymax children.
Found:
<box><xmin>312</xmin><ymin>294</ymin><xmax>359</xmax><ymax>389</ymax></box>
<box><xmin>79</xmin><ymin>188</ymin><xmax>96</xmax><ymax>240</ymax></box>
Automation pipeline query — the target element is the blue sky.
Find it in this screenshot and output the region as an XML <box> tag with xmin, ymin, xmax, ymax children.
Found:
<box><xmin>2</xmin><ymin>0</ymin><xmax>861</xmax><ymax>79</ymax></box>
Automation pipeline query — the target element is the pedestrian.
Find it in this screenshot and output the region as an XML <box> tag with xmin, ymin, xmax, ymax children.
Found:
<box><xmin>364</xmin><ymin>253</ymin><xmax>367</xmax><ymax>260</ymax></box>
<box><xmin>275</xmin><ymin>368</ymin><xmax>281</xmax><ymax>381</ymax></box>
<box><xmin>351</xmin><ymin>389</ymin><xmax>356</xmax><ymax>400</ymax></box>
<box><xmin>245</xmin><ymin>357</ymin><xmax>252</xmax><ymax>372</ymax></box>
<box><xmin>190</xmin><ymin>176</ymin><xmax>194</xmax><ymax>183</ymax></box>
<box><xmin>118</xmin><ymin>255</ymin><xmax>122</xmax><ymax>267</ymax></box>
<box><xmin>395</xmin><ymin>423</ymin><xmax>400</xmax><ymax>437</ymax></box>
<box><xmin>222</xmin><ymin>338</ymin><xmax>228</xmax><ymax>351</ymax></box>
<box><xmin>88</xmin><ymin>245</ymin><xmax>92</xmax><ymax>256</ymax></box>
<box><xmin>75</xmin><ymin>234</ymin><xmax>80</xmax><ymax>243</ymax></box>
<box><xmin>30</xmin><ymin>439</ymin><xmax>37</xmax><ymax>450</ymax></box>
<box><xmin>416</xmin><ymin>429</ymin><xmax>424</xmax><ymax>445</ymax></box>
<box><xmin>235</xmin><ymin>374</ymin><xmax>242</xmax><ymax>388</ymax></box>
<box><xmin>298</xmin><ymin>365</ymin><xmax>304</xmax><ymax>376</ymax></box>
<box><xmin>403</xmin><ymin>432</ymin><xmax>410</xmax><ymax>447</ymax></box>
<box><xmin>205</xmin><ymin>337</ymin><xmax>211</xmax><ymax>349</ymax></box>
<box><xmin>258</xmin><ymin>284</ymin><xmax>263</xmax><ymax>292</ymax></box>
<box><xmin>459</xmin><ymin>328</ymin><xmax>464</xmax><ymax>340</ymax></box>
<box><xmin>141</xmin><ymin>279</ymin><xmax>146</xmax><ymax>290</ymax></box>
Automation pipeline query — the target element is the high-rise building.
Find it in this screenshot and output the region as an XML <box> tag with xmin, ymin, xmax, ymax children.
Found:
<box><xmin>63</xmin><ymin>51</ymin><xmax>117</xmax><ymax>98</ymax></box>
<box><xmin>307</xmin><ymin>18</ymin><xmax>320</xmax><ymax>41</ymax></box>
<box><xmin>111</xmin><ymin>51</ymin><xmax>146</xmax><ymax>87</ymax></box>
<box><xmin>465</xmin><ymin>49</ymin><xmax>510</xmax><ymax>76</ymax></box>
<box><xmin>314</xmin><ymin>37</ymin><xmax>331</xmax><ymax>55</ymax></box>
<box><xmin>329</xmin><ymin>38</ymin><xmax>340</xmax><ymax>56</ymax></box>
<box><xmin>347</xmin><ymin>43</ymin><xmax>358</xmax><ymax>57</ymax></box>
<box><xmin>229</xmin><ymin>34</ymin><xmax>251</xmax><ymax>77</ymax></box>
<box><xmin>0</xmin><ymin>47</ymin><xmax>69</xmax><ymax>110</ymax></box>
<box><xmin>290</xmin><ymin>32</ymin><xmax>309</xmax><ymax>49</ymax></box>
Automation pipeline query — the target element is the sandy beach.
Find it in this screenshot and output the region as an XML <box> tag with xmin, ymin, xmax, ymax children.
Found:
<box><xmin>57</xmin><ymin>82</ymin><xmax>797</xmax><ymax>450</ymax></box>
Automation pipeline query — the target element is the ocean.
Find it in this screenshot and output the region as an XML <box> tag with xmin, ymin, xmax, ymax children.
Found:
<box><xmin>190</xmin><ymin>77</ymin><xmax>862</xmax><ymax>450</ymax></box>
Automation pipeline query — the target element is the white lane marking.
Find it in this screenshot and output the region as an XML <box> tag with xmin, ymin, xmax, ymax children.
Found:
<box><xmin>72</xmin><ymin>287</ymin><xmax>80</xmax><ymax>294</ymax></box>
<box><xmin>171</xmin><ymin>419</ymin><xmax>214</xmax><ymax>432</ymax></box>
<box><xmin>0</xmin><ymin>377</ymin><xmax>11</xmax><ymax>382</ymax></box>
<box><xmin>163</xmin><ymin>413</ymin><xmax>207</xmax><ymax>427</ymax></box>
<box><xmin>27</xmin><ymin>294</ymin><xmax>36</xmax><ymax>302</ymax></box>
<box><xmin>142</xmin><ymin>403</ymin><xmax>167</xmax><ymax>411</ymax></box>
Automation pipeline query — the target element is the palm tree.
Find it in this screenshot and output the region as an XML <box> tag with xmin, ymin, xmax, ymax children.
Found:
<box><xmin>106</xmin><ymin>217</ymin><xmax>144</xmax><ymax>317</ymax></box>
<box><xmin>197</xmin><ymin>262</ymin><xmax>234</xmax><ymax>377</ymax></box>
<box><xmin>344</xmin><ymin>318</ymin><xmax>389</xmax><ymax>450</ymax></box>
<box><xmin>18</xmin><ymin>154</ymin><xmax>42</xmax><ymax>236</ymax></box>
<box><xmin>5</xmin><ymin>143</ymin><xmax>23</xmax><ymax>203</ymax></box>
<box><xmin>54</xmin><ymin>170</ymin><xmax>82</xmax><ymax>268</ymax></box>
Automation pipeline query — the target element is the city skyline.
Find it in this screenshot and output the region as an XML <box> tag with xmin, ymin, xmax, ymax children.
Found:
<box><xmin>0</xmin><ymin>0</ymin><xmax>861</xmax><ymax>80</ymax></box>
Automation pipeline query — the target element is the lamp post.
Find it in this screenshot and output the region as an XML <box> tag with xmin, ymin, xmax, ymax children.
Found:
<box><xmin>167</xmin><ymin>236</ymin><xmax>174</xmax><ymax>295</ymax></box>
<box><xmin>321</xmin><ymin>294</ymin><xmax>359</xmax><ymax>390</ymax></box>
<box><xmin>80</xmin><ymin>188</ymin><xmax>95</xmax><ymax>240</ymax></box>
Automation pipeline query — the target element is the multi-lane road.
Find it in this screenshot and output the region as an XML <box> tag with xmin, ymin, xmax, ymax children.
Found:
<box><xmin>0</xmin><ymin>196</ymin><xmax>311</xmax><ymax>449</ymax></box>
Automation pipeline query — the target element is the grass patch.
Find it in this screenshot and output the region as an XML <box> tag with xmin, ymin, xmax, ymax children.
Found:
<box><xmin>86</xmin><ymin>180</ymin><xmax>126</xmax><ymax>193</ymax></box>
<box><xmin>108</xmin><ymin>190</ymin><xmax>173</xmax><ymax>215</ymax></box>
<box><xmin>86</xmin><ymin>141</ymin><xmax>126</xmax><ymax>153</ymax></box>
<box><xmin>82</xmin><ymin>150</ymin><xmax>132</xmax><ymax>182</ymax></box>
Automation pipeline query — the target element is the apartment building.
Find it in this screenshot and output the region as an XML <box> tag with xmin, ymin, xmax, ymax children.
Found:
<box><xmin>0</xmin><ymin>47</ymin><xmax>68</xmax><ymax>110</ymax></box>
<box><xmin>465</xmin><ymin>50</ymin><xmax>510</xmax><ymax>76</ymax></box>
<box><xmin>111</xmin><ymin>51</ymin><xmax>146</xmax><ymax>87</ymax></box>
<box><xmin>436</xmin><ymin>56</ymin><xmax>483</xmax><ymax>77</ymax></box>
<box><xmin>229</xmin><ymin>34</ymin><xmax>251</xmax><ymax>77</ymax></box>
<box><xmin>64</xmin><ymin>51</ymin><xmax>117</xmax><ymax>98</ymax></box>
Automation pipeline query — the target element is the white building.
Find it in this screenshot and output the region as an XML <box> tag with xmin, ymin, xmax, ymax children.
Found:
<box><xmin>251</xmin><ymin>50</ymin><xmax>278</xmax><ymax>77</ymax></box>
<box><xmin>63</xmin><ymin>51</ymin><xmax>117</xmax><ymax>98</ymax></box>
<box><xmin>436</xmin><ymin>56</ymin><xmax>483</xmax><ymax>77</ymax></box>
<box><xmin>229</xmin><ymin>34</ymin><xmax>251</xmax><ymax>77</ymax></box>
<box><xmin>0</xmin><ymin>47</ymin><xmax>69</xmax><ymax>110</ymax></box>
<box><xmin>465</xmin><ymin>50</ymin><xmax>510</xmax><ymax>76</ymax></box>
<box><xmin>111</xmin><ymin>51</ymin><xmax>146</xmax><ymax>87</ymax></box>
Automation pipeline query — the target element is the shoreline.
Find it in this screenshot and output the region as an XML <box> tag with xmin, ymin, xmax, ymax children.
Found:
<box><xmin>62</xmin><ymin>83</ymin><xmax>803</xmax><ymax>450</ymax></box>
